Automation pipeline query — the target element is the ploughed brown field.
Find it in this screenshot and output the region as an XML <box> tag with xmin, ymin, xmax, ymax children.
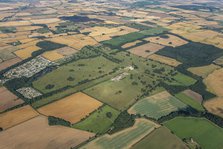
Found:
<box><xmin>0</xmin><ymin>57</ymin><xmax>22</xmax><ymax>71</ymax></box>
<box><xmin>182</xmin><ymin>89</ymin><xmax>203</xmax><ymax>103</ymax></box>
<box><xmin>0</xmin><ymin>116</ymin><xmax>94</xmax><ymax>149</ymax></box>
<box><xmin>128</xmin><ymin>43</ymin><xmax>164</xmax><ymax>58</ymax></box>
<box><xmin>0</xmin><ymin>87</ymin><xmax>24</xmax><ymax>112</ymax></box>
<box><xmin>0</xmin><ymin>105</ymin><xmax>39</xmax><ymax>129</ymax></box>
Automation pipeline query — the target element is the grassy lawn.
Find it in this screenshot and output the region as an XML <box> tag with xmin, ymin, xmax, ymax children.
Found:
<box><xmin>164</xmin><ymin>117</ymin><xmax>223</xmax><ymax>149</ymax></box>
<box><xmin>175</xmin><ymin>93</ymin><xmax>205</xmax><ymax>112</ymax></box>
<box><xmin>33</xmin><ymin>56</ymin><xmax>118</xmax><ymax>93</ymax></box>
<box><xmin>166</xmin><ymin>73</ymin><xmax>197</xmax><ymax>86</ymax></box>
<box><xmin>131</xmin><ymin>127</ymin><xmax>187</xmax><ymax>149</ymax></box>
<box><xmin>73</xmin><ymin>105</ymin><xmax>120</xmax><ymax>134</ymax></box>
<box><xmin>84</xmin><ymin>73</ymin><xmax>145</xmax><ymax>110</ymax></box>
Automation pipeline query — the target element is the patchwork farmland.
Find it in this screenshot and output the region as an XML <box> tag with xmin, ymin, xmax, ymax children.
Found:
<box><xmin>164</xmin><ymin>117</ymin><xmax>223</xmax><ymax>149</ymax></box>
<box><xmin>0</xmin><ymin>0</ymin><xmax>223</xmax><ymax>148</ymax></box>
<box><xmin>80</xmin><ymin>119</ymin><xmax>159</xmax><ymax>149</ymax></box>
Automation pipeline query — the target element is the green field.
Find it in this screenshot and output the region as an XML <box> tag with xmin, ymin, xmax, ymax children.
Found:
<box><xmin>73</xmin><ymin>105</ymin><xmax>120</xmax><ymax>134</ymax></box>
<box><xmin>103</xmin><ymin>32</ymin><xmax>145</xmax><ymax>47</ymax></box>
<box><xmin>103</xmin><ymin>27</ymin><xmax>167</xmax><ymax>47</ymax></box>
<box><xmin>168</xmin><ymin>73</ymin><xmax>197</xmax><ymax>86</ymax></box>
<box><xmin>0</xmin><ymin>27</ymin><xmax>16</xmax><ymax>33</ymax></box>
<box><xmin>33</xmin><ymin>56</ymin><xmax>118</xmax><ymax>93</ymax></box>
<box><xmin>32</xmin><ymin>47</ymin><xmax>196</xmax><ymax>110</ymax></box>
<box><xmin>31</xmin><ymin>71</ymin><xmax>120</xmax><ymax>108</ymax></box>
<box><xmin>175</xmin><ymin>92</ymin><xmax>205</xmax><ymax>112</ymax></box>
<box><xmin>81</xmin><ymin>119</ymin><xmax>157</xmax><ymax>149</ymax></box>
<box><xmin>112</xmin><ymin>51</ymin><xmax>195</xmax><ymax>88</ymax></box>
<box><xmin>84</xmin><ymin>51</ymin><xmax>195</xmax><ymax>110</ymax></box>
<box><xmin>139</xmin><ymin>27</ymin><xmax>168</xmax><ymax>36</ymax></box>
<box><xmin>32</xmin><ymin>48</ymin><xmax>176</xmax><ymax>109</ymax></box>
<box><xmin>84</xmin><ymin>73</ymin><xmax>146</xmax><ymax>110</ymax></box>
<box><xmin>164</xmin><ymin>117</ymin><xmax>223</xmax><ymax>149</ymax></box>
<box><xmin>32</xmin><ymin>41</ymin><xmax>66</xmax><ymax>56</ymax></box>
<box><xmin>131</xmin><ymin>127</ymin><xmax>188</xmax><ymax>149</ymax></box>
<box><xmin>156</xmin><ymin>42</ymin><xmax>223</xmax><ymax>67</ymax></box>
<box><xmin>128</xmin><ymin>91</ymin><xmax>187</xmax><ymax>119</ymax></box>
<box><xmin>36</xmin><ymin>27</ymin><xmax>50</xmax><ymax>33</ymax></box>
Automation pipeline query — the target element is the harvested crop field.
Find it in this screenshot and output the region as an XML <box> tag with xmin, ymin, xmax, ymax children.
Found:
<box><xmin>148</xmin><ymin>54</ymin><xmax>181</xmax><ymax>67</ymax></box>
<box><xmin>0</xmin><ymin>46</ymin><xmax>19</xmax><ymax>61</ymax></box>
<box><xmin>214</xmin><ymin>56</ymin><xmax>223</xmax><ymax>66</ymax></box>
<box><xmin>0</xmin><ymin>105</ymin><xmax>39</xmax><ymax>130</ymax></box>
<box><xmin>38</xmin><ymin>92</ymin><xmax>103</xmax><ymax>124</ymax></box>
<box><xmin>0</xmin><ymin>21</ymin><xmax>31</xmax><ymax>27</ymax></box>
<box><xmin>80</xmin><ymin>119</ymin><xmax>159</xmax><ymax>149</ymax></box>
<box><xmin>56</xmin><ymin>46</ymin><xmax>78</xmax><ymax>56</ymax></box>
<box><xmin>121</xmin><ymin>40</ymin><xmax>142</xmax><ymax>49</ymax></box>
<box><xmin>204</xmin><ymin>68</ymin><xmax>223</xmax><ymax>96</ymax></box>
<box><xmin>19</xmin><ymin>38</ymin><xmax>36</xmax><ymax>44</ymax></box>
<box><xmin>0</xmin><ymin>116</ymin><xmax>94</xmax><ymax>149</ymax></box>
<box><xmin>0</xmin><ymin>87</ymin><xmax>24</xmax><ymax>112</ymax></box>
<box><xmin>17</xmin><ymin>39</ymin><xmax>42</xmax><ymax>49</ymax></box>
<box><xmin>0</xmin><ymin>57</ymin><xmax>22</xmax><ymax>71</ymax></box>
<box><xmin>14</xmin><ymin>46</ymin><xmax>40</xmax><ymax>59</ymax></box>
<box><xmin>49</xmin><ymin>34</ymin><xmax>98</xmax><ymax>50</ymax></box>
<box><xmin>16</xmin><ymin>26</ymin><xmax>42</xmax><ymax>32</ymax></box>
<box><xmin>131</xmin><ymin>127</ymin><xmax>188</xmax><ymax>149</ymax></box>
<box><xmin>144</xmin><ymin>34</ymin><xmax>188</xmax><ymax>47</ymax></box>
<box><xmin>188</xmin><ymin>64</ymin><xmax>220</xmax><ymax>78</ymax></box>
<box><xmin>182</xmin><ymin>89</ymin><xmax>203</xmax><ymax>103</ymax></box>
<box><xmin>169</xmin><ymin>21</ymin><xmax>223</xmax><ymax>49</ymax></box>
<box><xmin>128</xmin><ymin>43</ymin><xmax>164</xmax><ymax>58</ymax></box>
<box><xmin>30</xmin><ymin>18</ymin><xmax>61</xmax><ymax>24</ymax></box>
<box><xmin>42</xmin><ymin>51</ymin><xmax>64</xmax><ymax>61</ymax></box>
<box><xmin>82</xmin><ymin>26</ymin><xmax>139</xmax><ymax>42</ymax></box>
<box><xmin>204</xmin><ymin>97</ymin><xmax>223</xmax><ymax>118</ymax></box>
<box><xmin>128</xmin><ymin>91</ymin><xmax>187</xmax><ymax>119</ymax></box>
<box><xmin>164</xmin><ymin>117</ymin><xmax>223</xmax><ymax>149</ymax></box>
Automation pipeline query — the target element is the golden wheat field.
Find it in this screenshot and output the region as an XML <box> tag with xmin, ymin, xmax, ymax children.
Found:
<box><xmin>38</xmin><ymin>92</ymin><xmax>103</xmax><ymax>124</ymax></box>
